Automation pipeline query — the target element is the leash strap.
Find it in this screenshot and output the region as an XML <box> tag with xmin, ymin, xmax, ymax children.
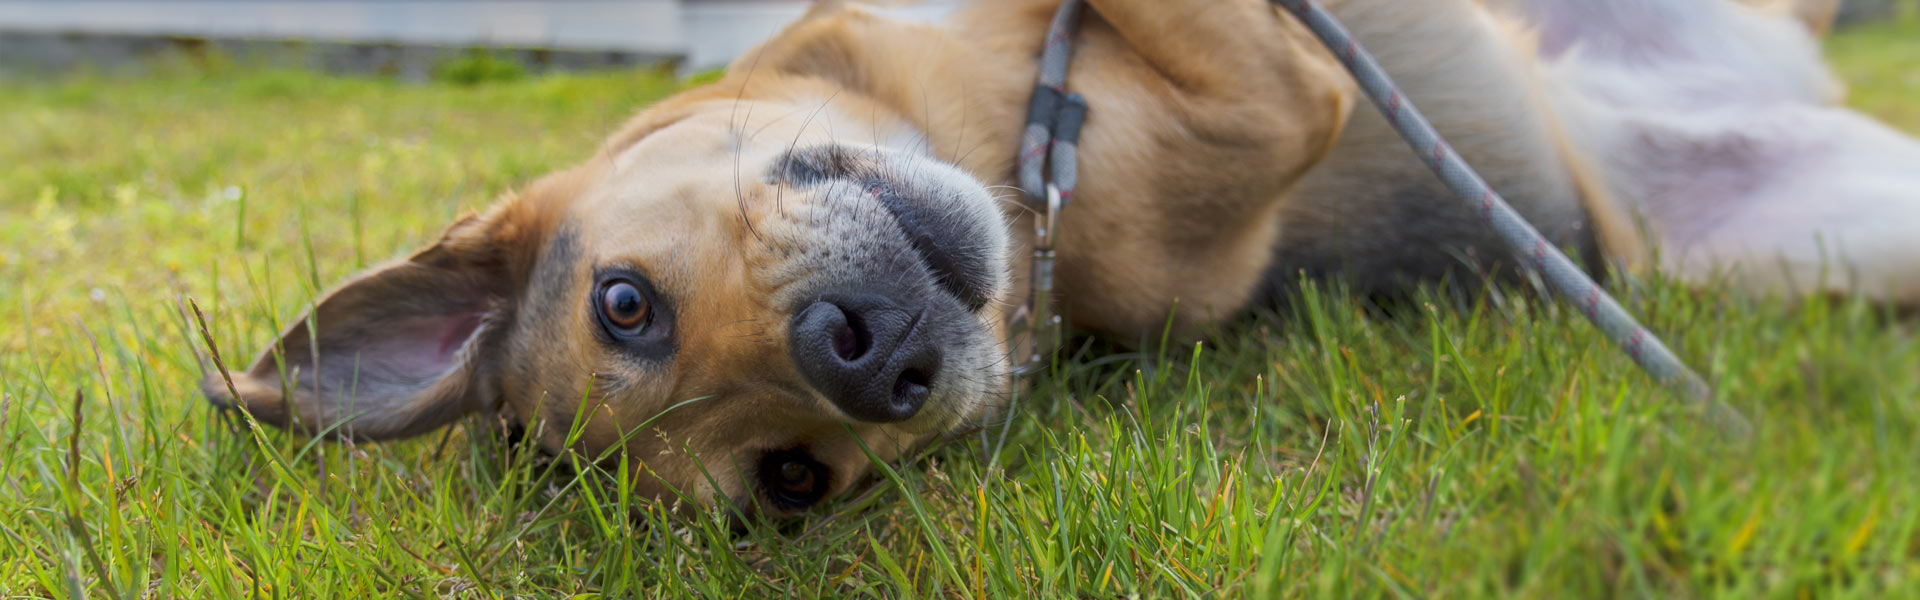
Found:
<box><xmin>1271</xmin><ymin>0</ymin><xmax>1746</xmax><ymax>434</ymax></box>
<box><xmin>1013</xmin><ymin>0</ymin><xmax>1088</xmax><ymax>373</ymax></box>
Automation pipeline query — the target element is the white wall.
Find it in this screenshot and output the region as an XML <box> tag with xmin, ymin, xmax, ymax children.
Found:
<box><xmin>0</xmin><ymin>1</ymin><xmax>689</xmax><ymax>55</ymax></box>
<box><xmin>681</xmin><ymin>1</ymin><xmax>812</xmax><ymax>72</ymax></box>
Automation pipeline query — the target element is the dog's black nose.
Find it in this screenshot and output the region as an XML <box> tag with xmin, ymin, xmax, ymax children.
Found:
<box><xmin>789</xmin><ymin>292</ymin><xmax>941</xmax><ymax>423</ymax></box>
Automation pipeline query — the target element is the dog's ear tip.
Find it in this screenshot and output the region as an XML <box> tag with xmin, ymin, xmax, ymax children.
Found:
<box><xmin>199</xmin><ymin>371</ymin><xmax>271</xmax><ymax>408</ymax></box>
<box><xmin>199</xmin><ymin>373</ymin><xmax>299</xmax><ymax>429</ymax></box>
<box><xmin>198</xmin><ymin>375</ymin><xmax>240</xmax><ymax>407</ymax></box>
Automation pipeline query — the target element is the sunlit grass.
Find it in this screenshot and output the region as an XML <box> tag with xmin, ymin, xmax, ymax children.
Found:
<box><xmin>1827</xmin><ymin>4</ymin><xmax>1920</xmax><ymax>129</ymax></box>
<box><xmin>2</xmin><ymin>19</ymin><xmax>1917</xmax><ymax>598</ymax></box>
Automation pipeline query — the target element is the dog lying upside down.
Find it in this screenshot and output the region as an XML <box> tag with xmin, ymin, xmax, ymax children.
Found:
<box><xmin>206</xmin><ymin>0</ymin><xmax>1920</xmax><ymax>516</ymax></box>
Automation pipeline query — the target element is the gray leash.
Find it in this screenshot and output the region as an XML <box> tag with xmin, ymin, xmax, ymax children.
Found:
<box><xmin>1270</xmin><ymin>0</ymin><xmax>1745</xmax><ymax>434</ymax></box>
<box><xmin>1017</xmin><ymin>0</ymin><xmax>1747</xmax><ymax>436</ymax></box>
<box><xmin>1011</xmin><ymin>0</ymin><xmax>1087</xmax><ymax>373</ymax></box>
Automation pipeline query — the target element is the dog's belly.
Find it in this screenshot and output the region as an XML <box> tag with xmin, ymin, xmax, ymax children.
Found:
<box><xmin>1254</xmin><ymin>0</ymin><xmax>1605</xmax><ymax>305</ymax></box>
<box><xmin>1524</xmin><ymin>0</ymin><xmax>1920</xmax><ymax>303</ymax></box>
<box><xmin>1621</xmin><ymin>106</ymin><xmax>1920</xmax><ymax>301</ymax></box>
<box><xmin>1546</xmin><ymin>59</ymin><xmax>1920</xmax><ymax>301</ymax></box>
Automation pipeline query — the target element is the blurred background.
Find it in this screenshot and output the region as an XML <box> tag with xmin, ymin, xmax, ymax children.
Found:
<box><xmin>0</xmin><ymin>0</ymin><xmax>1911</xmax><ymax>80</ymax></box>
<box><xmin>1</xmin><ymin>0</ymin><xmax>1911</xmax><ymax>81</ymax></box>
<box><xmin>0</xmin><ymin>0</ymin><xmax>816</xmax><ymax>79</ymax></box>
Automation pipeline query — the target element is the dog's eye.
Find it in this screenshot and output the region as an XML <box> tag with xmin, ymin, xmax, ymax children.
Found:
<box><xmin>598</xmin><ymin>281</ymin><xmax>651</xmax><ymax>334</ymax></box>
<box><xmin>777</xmin><ymin>461</ymin><xmax>816</xmax><ymax>494</ymax></box>
<box><xmin>759</xmin><ymin>449</ymin><xmax>831</xmax><ymax>509</ymax></box>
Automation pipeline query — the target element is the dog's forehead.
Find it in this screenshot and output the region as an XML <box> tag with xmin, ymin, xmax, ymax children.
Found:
<box><xmin>574</xmin><ymin>142</ymin><xmax>743</xmax><ymax>246</ymax></box>
<box><xmin>612</xmin><ymin>99</ymin><xmax>931</xmax><ymax>178</ymax></box>
<box><xmin>558</xmin><ymin>202</ymin><xmax>708</xmax><ymax>292</ymax></box>
<box><xmin>610</xmin><ymin>111</ymin><xmax>747</xmax><ymax>176</ymax></box>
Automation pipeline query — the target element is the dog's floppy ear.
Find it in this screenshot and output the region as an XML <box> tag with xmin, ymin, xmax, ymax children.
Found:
<box><xmin>205</xmin><ymin>203</ymin><xmax>543</xmax><ymax>440</ymax></box>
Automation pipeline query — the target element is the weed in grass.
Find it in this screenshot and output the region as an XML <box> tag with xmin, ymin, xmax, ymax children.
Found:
<box><xmin>433</xmin><ymin>50</ymin><xmax>530</xmax><ymax>86</ymax></box>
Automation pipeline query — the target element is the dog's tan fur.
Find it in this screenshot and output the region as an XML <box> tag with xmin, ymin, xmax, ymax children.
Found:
<box><xmin>210</xmin><ymin>0</ymin><xmax>1911</xmax><ymax>515</ymax></box>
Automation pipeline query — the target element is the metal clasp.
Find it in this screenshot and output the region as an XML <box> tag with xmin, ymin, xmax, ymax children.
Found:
<box><xmin>1016</xmin><ymin>184</ymin><xmax>1064</xmax><ymax>374</ymax></box>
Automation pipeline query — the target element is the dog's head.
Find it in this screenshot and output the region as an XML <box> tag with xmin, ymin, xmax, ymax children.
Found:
<box><xmin>205</xmin><ymin>77</ymin><xmax>1014</xmax><ymax>516</ymax></box>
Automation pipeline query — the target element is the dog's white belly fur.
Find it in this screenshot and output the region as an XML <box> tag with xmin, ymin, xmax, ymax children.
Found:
<box><xmin>1528</xmin><ymin>0</ymin><xmax>1920</xmax><ymax>300</ymax></box>
<box><xmin>1584</xmin><ymin>102</ymin><xmax>1920</xmax><ymax>299</ymax></box>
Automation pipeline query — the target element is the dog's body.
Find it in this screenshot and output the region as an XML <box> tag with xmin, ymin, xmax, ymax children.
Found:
<box><xmin>209</xmin><ymin>0</ymin><xmax>1920</xmax><ymax>515</ymax></box>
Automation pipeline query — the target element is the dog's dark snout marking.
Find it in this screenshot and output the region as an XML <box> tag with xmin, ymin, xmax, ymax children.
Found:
<box><xmin>768</xmin><ymin>143</ymin><xmax>998</xmax><ymax>311</ymax></box>
<box><xmin>790</xmin><ymin>292</ymin><xmax>941</xmax><ymax>423</ymax></box>
<box><xmin>871</xmin><ymin>187</ymin><xmax>994</xmax><ymax>311</ymax></box>
<box><xmin>766</xmin><ymin>145</ymin><xmax>864</xmax><ymax>188</ymax></box>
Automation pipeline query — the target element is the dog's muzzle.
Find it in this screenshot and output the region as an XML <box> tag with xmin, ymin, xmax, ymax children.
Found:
<box><xmin>769</xmin><ymin>143</ymin><xmax>1011</xmax><ymax>425</ymax></box>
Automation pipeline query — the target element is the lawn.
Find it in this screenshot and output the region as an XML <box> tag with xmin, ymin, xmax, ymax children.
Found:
<box><xmin>3</xmin><ymin>14</ymin><xmax>1918</xmax><ymax>599</ymax></box>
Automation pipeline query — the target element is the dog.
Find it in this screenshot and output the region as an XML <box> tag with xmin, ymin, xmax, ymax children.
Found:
<box><xmin>205</xmin><ymin>0</ymin><xmax>1920</xmax><ymax>516</ymax></box>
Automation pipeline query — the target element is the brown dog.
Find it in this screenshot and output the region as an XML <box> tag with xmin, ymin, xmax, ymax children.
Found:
<box><xmin>207</xmin><ymin>0</ymin><xmax>1920</xmax><ymax>516</ymax></box>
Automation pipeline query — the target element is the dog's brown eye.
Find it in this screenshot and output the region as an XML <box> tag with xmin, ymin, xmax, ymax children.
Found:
<box><xmin>760</xmin><ymin>449</ymin><xmax>830</xmax><ymax>509</ymax></box>
<box><xmin>589</xmin><ymin>271</ymin><xmax>675</xmax><ymax>359</ymax></box>
<box><xmin>599</xmin><ymin>281</ymin><xmax>650</xmax><ymax>333</ymax></box>
<box><xmin>777</xmin><ymin>460</ymin><xmax>816</xmax><ymax>494</ymax></box>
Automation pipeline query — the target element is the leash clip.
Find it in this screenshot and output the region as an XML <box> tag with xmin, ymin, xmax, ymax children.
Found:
<box><xmin>1018</xmin><ymin>184</ymin><xmax>1064</xmax><ymax>374</ymax></box>
<box><xmin>1036</xmin><ymin>183</ymin><xmax>1061</xmax><ymax>251</ymax></box>
<box><xmin>1012</xmin><ymin>0</ymin><xmax>1086</xmax><ymax>377</ymax></box>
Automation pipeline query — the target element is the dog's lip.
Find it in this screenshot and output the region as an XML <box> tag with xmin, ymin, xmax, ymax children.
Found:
<box><xmin>869</xmin><ymin>184</ymin><xmax>995</xmax><ymax>311</ymax></box>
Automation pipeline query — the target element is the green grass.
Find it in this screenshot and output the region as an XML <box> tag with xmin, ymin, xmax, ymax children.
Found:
<box><xmin>3</xmin><ymin>20</ymin><xmax>1918</xmax><ymax>598</ymax></box>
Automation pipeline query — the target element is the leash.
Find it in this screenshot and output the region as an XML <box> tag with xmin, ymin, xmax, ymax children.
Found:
<box><xmin>1011</xmin><ymin>0</ymin><xmax>1087</xmax><ymax>373</ymax></box>
<box><xmin>1013</xmin><ymin>0</ymin><xmax>1747</xmax><ymax>435</ymax></box>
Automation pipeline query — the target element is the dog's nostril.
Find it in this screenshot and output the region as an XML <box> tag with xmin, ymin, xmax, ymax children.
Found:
<box><xmin>899</xmin><ymin>367</ymin><xmax>930</xmax><ymax>388</ymax></box>
<box><xmin>893</xmin><ymin>368</ymin><xmax>932</xmax><ymax>406</ymax></box>
<box><xmin>894</xmin><ymin>367</ymin><xmax>933</xmax><ymax>396</ymax></box>
<box><xmin>790</xmin><ymin>293</ymin><xmax>941</xmax><ymax>423</ymax></box>
<box><xmin>830</xmin><ymin>309</ymin><xmax>869</xmax><ymax>361</ymax></box>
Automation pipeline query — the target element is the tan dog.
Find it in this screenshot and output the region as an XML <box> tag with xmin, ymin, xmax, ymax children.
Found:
<box><xmin>207</xmin><ymin>0</ymin><xmax>1920</xmax><ymax>516</ymax></box>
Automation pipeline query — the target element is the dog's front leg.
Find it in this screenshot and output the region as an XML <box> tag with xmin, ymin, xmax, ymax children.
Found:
<box><xmin>1082</xmin><ymin>0</ymin><xmax>1328</xmax><ymax>93</ymax></box>
<box><xmin>1024</xmin><ymin>0</ymin><xmax>1356</xmax><ymax>339</ymax></box>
